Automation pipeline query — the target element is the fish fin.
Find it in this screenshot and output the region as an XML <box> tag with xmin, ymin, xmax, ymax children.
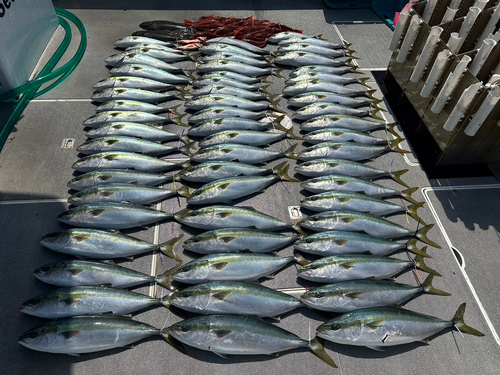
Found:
<box><xmin>162</xmin><ymin>332</ymin><xmax>188</xmax><ymax>354</ymax></box>
<box><xmin>414</xmin><ymin>247</ymin><xmax>441</xmax><ymax>276</ymax></box>
<box><xmin>365</xmin><ymin>320</ymin><xmax>384</xmax><ymax>330</ymax></box>
<box><xmin>219</xmin><ymin>212</ymin><xmax>233</xmax><ymax>219</ymax></box>
<box><xmin>336</xmin><ymin>181</ymin><xmax>349</xmax><ymax>186</ymax></box>
<box><xmin>61</xmin><ymin>297</ymin><xmax>82</xmax><ymax>306</ymax></box>
<box><xmin>400</xmin><ymin>187</ymin><xmax>423</xmax><ymax>207</ymax></box>
<box><xmin>212</xmin><ymin>351</ymin><xmax>230</xmax><ymax>359</ymax></box>
<box><xmin>309</xmin><ymin>337</ymin><xmax>338</xmax><ymax>368</ymax></box>
<box><xmin>73</xmin><ymin>235</ymin><xmax>91</xmax><ymax>243</ymax></box>
<box><xmin>212</xmin><ymin>262</ymin><xmax>229</xmax><ymax>271</ymax></box>
<box><xmin>339</xmin><ymin>262</ymin><xmax>355</xmax><ymax>270</ymax></box>
<box><xmin>156</xmin><ymin>263</ymin><xmax>182</xmax><ymax>290</ymax></box>
<box><xmin>294</xmin><ymin>252</ymin><xmax>310</xmax><ymax>266</ymax></box>
<box><xmin>67</xmin><ymin>353</ymin><xmax>83</xmax><ymax>357</ymax></box>
<box><xmin>284</xmin><ymin>143</ymin><xmax>298</xmax><ymax>160</ymax></box>
<box><xmin>212</xmin><ymin>291</ymin><xmax>232</xmax><ymax>301</ymax></box>
<box><xmin>69</xmin><ymin>268</ymin><xmax>85</xmax><ymax>277</ymax></box>
<box><xmin>221</xmin><ymin>236</ymin><xmax>236</xmax><ymax>244</ymax></box>
<box><xmin>218</xmin><ymin>183</ymin><xmax>232</xmax><ymax>191</ymax></box>
<box><xmin>406</xmin><ymin>204</ymin><xmax>427</xmax><ymax>226</ymax></box>
<box><xmin>406</xmin><ymin>238</ymin><xmax>432</xmax><ymax>258</ymax></box>
<box><xmin>271</xmin><ymin>161</ymin><xmax>288</xmax><ymax>175</ymax></box>
<box><xmin>420</xmin><ymin>338</ymin><xmax>431</xmax><ymax>345</ymax></box>
<box><xmin>345</xmin><ymin>292</ymin><xmax>363</xmax><ymax>300</ymax></box>
<box><xmin>389</xmin><ymin>139</ymin><xmax>410</xmax><ymax>154</ymax></box>
<box><xmin>101</xmin><ymin>191</ymin><xmax>116</xmax><ymax>197</ymax></box>
<box><xmin>389</xmin><ymin>169</ymin><xmax>409</xmax><ymax>188</ymax></box>
<box><xmin>415</xmin><ymin>224</ymin><xmax>442</xmax><ymax>249</ymax></box>
<box><xmin>267</xmin><ymin>352</ymin><xmax>280</xmax><ymax>357</ymax></box>
<box><xmin>265</xmin><ymin>273</ymin><xmax>276</xmax><ymax>279</ymax></box>
<box><xmin>213</xmin><ymin>330</ymin><xmax>232</xmax><ymax>339</ymax></box>
<box><xmin>341</xmin><ymin>217</ymin><xmax>355</xmax><ymax>224</ymax></box>
<box><xmin>334</xmin><ymin>239</ymin><xmax>348</xmax><ymax>247</ymax></box>
<box><xmin>98</xmin><ymin>283</ymin><xmax>113</xmax><ymax>287</ymax></box>
<box><xmin>177</xmin><ymin>185</ymin><xmax>191</xmax><ymax>199</ymax></box>
<box><xmin>104</xmin><ymin>154</ymin><xmax>119</xmax><ymax>161</ymax></box>
<box><xmin>452</xmin><ymin>303</ymin><xmax>485</xmax><ymax>337</ymax></box>
<box><xmin>90</xmin><ymin>209</ymin><xmax>105</xmax><ymax>217</ymax></box>
<box><xmin>422</xmin><ymin>272</ymin><xmax>451</xmax><ymax>296</ymax></box>
<box><xmin>159</xmin><ymin>234</ymin><xmax>184</xmax><ymax>262</ymax></box>
<box><xmin>366</xmin><ymin>345</ymin><xmax>385</xmax><ymax>352</ymax></box>
<box><xmin>386</xmin><ymin>122</ymin><xmax>400</xmax><ymax>138</ymax></box>
<box><xmin>276</xmin><ymin>163</ymin><xmax>300</xmax><ymax>183</ymax></box>
<box><xmin>337</xmin><ymin>197</ymin><xmax>351</xmax><ymax>204</ymax></box>
<box><xmin>292</xmin><ymin>224</ymin><xmax>306</xmax><ymax>238</ymax></box>
<box><xmin>358</xmin><ymin>76</ymin><xmax>371</xmax><ymax>88</ymax></box>
<box><xmin>60</xmin><ymin>330</ymin><xmax>81</xmax><ymax>340</ymax></box>
<box><xmin>273</xmin><ymin>68</ymin><xmax>286</xmax><ymax>80</ymax></box>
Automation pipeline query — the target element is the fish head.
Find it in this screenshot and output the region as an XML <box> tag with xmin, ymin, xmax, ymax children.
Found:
<box><xmin>168</xmin><ymin>318</ymin><xmax>213</xmax><ymax>348</ymax></box>
<box><xmin>18</xmin><ymin>326</ymin><xmax>52</xmax><ymax>351</ymax></box>
<box><xmin>105</xmin><ymin>53</ymin><xmax>127</xmax><ymax>67</ymax></box>
<box><xmin>39</xmin><ymin>231</ymin><xmax>72</xmax><ymax>251</ymax></box>
<box><xmin>33</xmin><ymin>262</ymin><xmax>65</xmax><ymax>284</ymax></box>
<box><xmin>72</xmin><ymin>154</ymin><xmax>105</xmax><ymax>171</ymax></box>
<box><xmin>172</xmin><ymin>260</ymin><xmax>209</xmax><ymax>283</ymax></box>
<box><xmin>67</xmin><ymin>172</ymin><xmax>98</xmax><ymax>190</ymax></box>
<box><xmin>67</xmin><ymin>191</ymin><xmax>89</xmax><ymax>206</ymax></box>
<box><xmin>316</xmin><ymin>314</ymin><xmax>365</xmax><ymax>344</ymax></box>
<box><xmin>169</xmin><ymin>284</ymin><xmax>211</xmax><ymax>311</ymax></box>
<box><xmin>83</xmin><ymin>113</ymin><xmax>110</xmax><ymax>127</ymax></box>
<box><xmin>20</xmin><ymin>296</ymin><xmax>41</xmax><ymax>314</ymax></box>
<box><xmin>57</xmin><ymin>206</ymin><xmax>97</xmax><ymax>225</ymax></box>
<box><xmin>301</xmin><ymin>285</ymin><xmax>345</xmax><ymax>311</ymax></box>
<box><xmin>86</xmin><ymin>125</ymin><xmax>109</xmax><ymax>138</ymax></box>
<box><xmin>183</xmin><ymin>234</ymin><xmax>217</xmax><ymax>252</ymax></box>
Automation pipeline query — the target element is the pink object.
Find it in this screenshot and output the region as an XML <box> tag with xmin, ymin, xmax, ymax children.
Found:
<box><xmin>394</xmin><ymin>2</ymin><xmax>419</xmax><ymax>25</ymax></box>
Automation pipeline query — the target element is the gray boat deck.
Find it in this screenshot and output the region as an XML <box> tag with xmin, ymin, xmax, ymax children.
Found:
<box><xmin>0</xmin><ymin>1</ymin><xmax>499</xmax><ymax>374</ymax></box>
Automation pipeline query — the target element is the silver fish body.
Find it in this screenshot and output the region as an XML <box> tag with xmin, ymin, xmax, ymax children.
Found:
<box><xmin>115</xmin><ymin>36</ymin><xmax>172</xmax><ymax>48</ymax></box>
<box><xmin>288</xmin><ymin>91</ymin><xmax>373</xmax><ymax>108</ymax></box>
<box><xmin>196</xmin><ymin>60</ymin><xmax>272</xmax><ymax>76</ymax></box>
<box><xmin>188</xmin><ymin>107</ymin><xmax>266</xmax><ymax>123</ymax></box>
<box><xmin>105</xmin><ymin>53</ymin><xmax>182</xmax><ymax>72</ymax></box>
<box><xmin>95</xmin><ymin>100</ymin><xmax>166</xmax><ymax>113</ymax></box>
<box><xmin>303</xmin><ymin>128</ymin><xmax>385</xmax><ymax>145</ymax></box>
<box><xmin>300</xmin><ymin>175</ymin><xmax>399</xmax><ymax>195</ymax></box>
<box><xmin>199</xmin><ymin>43</ymin><xmax>265</xmax><ymax>59</ymax></box>
<box><xmin>83</xmin><ymin>111</ymin><xmax>168</xmax><ymax>127</ymax></box>
<box><xmin>276</xmin><ymin>35</ymin><xmax>345</xmax><ymax>49</ymax></box>
<box><xmin>190</xmin><ymin>143</ymin><xmax>293</xmax><ymax>164</ymax></box>
<box><xmin>295</xmin><ymin>158</ymin><xmax>395</xmax><ymax>178</ymax></box>
<box><xmin>278</xmin><ymin>43</ymin><xmax>346</xmax><ymax>58</ymax></box>
<box><xmin>201</xmin><ymin>71</ymin><xmax>262</xmax><ymax>84</ymax></box>
<box><xmin>292</xmin><ymin>103</ymin><xmax>370</xmax><ymax>120</ymax></box>
<box><xmin>193</xmin><ymin>76</ymin><xmax>260</xmax><ymax>91</ymax></box>
<box><xmin>198</xmin><ymin>129</ymin><xmax>286</xmax><ymax>148</ymax></box>
<box><xmin>76</xmin><ymin>136</ymin><xmax>178</xmax><ymax>156</ymax></box>
<box><xmin>109</xmin><ymin>64</ymin><xmax>188</xmax><ymax>84</ymax></box>
<box><xmin>190</xmin><ymin>85</ymin><xmax>266</xmax><ymax>100</ymax></box>
<box><xmin>286</xmin><ymin>72</ymin><xmax>360</xmax><ymax>86</ymax></box>
<box><xmin>205</xmin><ymin>37</ymin><xmax>270</xmax><ymax>54</ymax></box>
<box><xmin>91</xmin><ymin>88</ymin><xmax>176</xmax><ymax>103</ymax></box>
<box><xmin>86</xmin><ymin>123</ymin><xmax>178</xmax><ymax>141</ymax></box>
<box><xmin>125</xmin><ymin>47</ymin><xmax>188</xmax><ymax>62</ymax></box>
<box><xmin>290</xmin><ymin>65</ymin><xmax>353</xmax><ymax>77</ymax></box>
<box><xmin>275</xmin><ymin>52</ymin><xmax>348</xmax><ymax>68</ymax></box>
<box><xmin>67</xmin><ymin>169</ymin><xmax>174</xmax><ymax>190</ymax></box>
<box><xmin>297</xmin><ymin>142</ymin><xmax>388</xmax><ymax>161</ymax></box>
<box><xmin>200</xmin><ymin>53</ymin><xmax>272</xmax><ymax>67</ymax></box>
<box><xmin>185</xmin><ymin>94</ymin><xmax>269</xmax><ymax>111</ymax></box>
<box><xmin>93</xmin><ymin>76</ymin><xmax>175</xmax><ymax>91</ymax></box>
<box><xmin>301</xmin><ymin>115</ymin><xmax>384</xmax><ymax>132</ymax></box>
<box><xmin>283</xmin><ymin>79</ymin><xmax>369</xmax><ymax>96</ymax></box>
<box><xmin>187</xmin><ymin>117</ymin><xmax>271</xmax><ymax>137</ymax></box>
<box><xmin>177</xmin><ymin>161</ymin><xmax>271</xmax><ymax>183</ymax></box>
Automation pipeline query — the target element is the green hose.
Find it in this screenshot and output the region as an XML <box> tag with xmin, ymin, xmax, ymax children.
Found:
<box><xmin>0</xmin><ymin>7</ymin><xmax>87</xmax><ymax>151</ymax></box>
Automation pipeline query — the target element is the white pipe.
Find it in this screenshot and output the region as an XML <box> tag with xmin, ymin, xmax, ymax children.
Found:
<box><xmin>443</xmin><ymin>82</ymin><xmax>483</xmax><ymax>131</ymax></box>
<box><xmin>464</xmin><ymin>85</ymin><xmax>500</xmax><ymax>136</ymax></box>
<box><xmin>431</xmin><ymin>55</ymin><xmax>472</xmax><ymax>113</ymax></box>
<box><xmin>396</xmin><ymin>15</ymin><xmax>422</xmax><ymax>63</ymax></box>
<box><xmin>470</xmin><ymin>38</ymin><xmax>497</xmax><ymax>75</ymax></box>
<box><xmin>454</xmin><ymin>7</ymin><xmax>482</xmax><ymax>53</ymax></box>
<box><xmin>422</xmin><ymin>0</ymin><xmax>439</xmax><ymax>23</ymax></box>
<box><xmin>490</xmin><ymin>30</ymin><xmax>500</xmax><ymax>42</ymax></box>
<box><xmin>389</xmin><ymin>10</ymin><xmax>411</xmax><ymax>51</ymax></box>
<box><xmin>421</xmin><ymin>49</ymin><xmax>453</xmax><ymax>98</ymax></box>
<box><xmin>494</xmin><ymin>61</ymin><xmax>500</xmax><ymax>75</ymax></box>
<box><xmin>410</xmin><ymin>26</ymin><xmax>444</xmax><ymax>82</ymax></box>
<box><xmin>473</xmin><ymin>0</ymin><xmax>488</xmax><ymax>11</ymax></box>
<box><xmin>442</xmin><ymin>7</ymin><xmax>459</xmax><ymax>24</ymax></box>
<box><xmin>448</xmin><ymin>32</ymin><xmax>463</xmax><ymax>53</ymax></box>
<box><xmin>488</xmin><ymin>74</ymin><xmax>500</xmax><ymax>85</ymax></box>
<box><xmin>450</xmin><ymin>0</ymin><xmax>462</xmax><ymax>8</ymax></box>
<box><xmin>477</xmin><ymin>6</ymin><xmax>500</xmax><ymax>46</ymax></box>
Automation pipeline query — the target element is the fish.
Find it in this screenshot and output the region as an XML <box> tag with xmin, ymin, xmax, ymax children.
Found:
<box><xmin>72</xmin><ymin>152</ymin><xmax>184</xmax><ymax>173</ymax></box>
<box><xmin>33</xmin><ymin>259</ymin><xmax>173</xmax><ymax>288</ymax></box>
<box><xmin>283</xmin><ymin>79</ymin><xmax>374</xmax><ymax>97</ymax></box>
<box><xmin>76</xmin><ymin>136</ymin><xmax>186</xmax><ymax>156</ymax></box>
<box><xmin>274</xmin><ymin>52</ymin><xmax>353</xmax><ymax>68</ymax></box>
<box><xmin>187</xmin><ymin>85</ymin><xmax>267</xmax><ymax>101</ymax></box>
<box><xmin>294</xmin><ymin>232</ymin><xmax>428</xmax><ymax>257</ymax></box>
<box><xmin>58</xmin><ymin>202</ymin><xmax>173</xmax><ymax>229</ymax></box>
<box><xmin>205</xmin><ymin>37</ymin><xmax>271</xmax><ymax>54</ymax></box>
<box><xmin>277</xmin><ymin>43</ymin><xmax>349</xmax><ymax>58</ymax></box>
<box><xmin>176</xmin><ymin>161</ymin><xmax>285</xmax><ymax>183</ymax></box>
<box><xmin>268</xmin><ymin>31</ymin><xmax>314</xmax><ymax>43</ymax></box>
<box><xmin>183</xmin><ymin>228</ymin><xmax>297</xmax><ymax>254</ymax></box>
<box><xmin>200</xmin><ymin>71</ymin><xmax>262</xmax><ymax>84</ymax></box>
<box><xmin>20</xmin><ymin>286</ymin><xmax>170</xmax><ymax>319</ymax></box>
<box><xmin>95</xmin><ymin>100</ymin><xmax>168</xmax><ymax>113</ymax></box>
<box><xmin>297</xmin><ymin>140</ymin><xmax>408</xmax><ymax>161</ymax></box>
<box><xmin>297</xmin><ymin>250</ymin><xmax>438</xmax><ymax>283</ymax></box>
<box><xmin>300</xmin><ymin>211</ymin><xmax>442</xmax><ymax>248</ymax></box>
<box><xmin>109</xmin><ymin>64</ymin><xmax>189</xmax><ymax>84</ymax></box>
<box><xmin>67</xmin><ymin>169</ymin><xmax>175</xmax><ymax>191</ymax></box>
<box><xmin>139</xmin><ymin>20</ymin><xmax>192</xmax><ymax>31</ymax></box>
<box><xmin>124</xmin><ymin>47</ymin><xmax>189</xmax><ymax>62</ymax></box>
<box><xmin>290</xmin><ymin>65</ymin><xmax>356</xmax><ymax>77</ymax></box>
<box><xmin>189</xmin><ymin>143</ymin><xmax>297</xmax><ymax>164</ymax></box>
<box><xmin>86</xmin><ymin>123</ymin><xmax>180</xmax><ymax>141</ymax></box>
<box><xmin>198</xmin><ymin>53</ymin><xmax>272</xmax><ymax>67</ymax></box>
<box><xmin>93</xmin><ymin>76</ymin><xmax>176</xmax><ymax>91</ymax></box>
<box><xmin>301</xmin><ymin>115</ymin><xmax>386</xmax><ymax>132</ymax></box>
<box><xmin>185</xmin><ymin>164</ymin><xmax>298</xmax><ymax>205</ymax></box>
<box><xmin>169</xmin><ymin>253</ymin><xmax>305</xmax><ymax>285</ymax></box>
<box><xmin>198</xmin><ymin>127</ymin><xmax>301</xmax><ymax>148</ymax></box>
<box><xmin>126</xmin><ymin>43</ymin><xmax>184</xmax><ymax>54</ymax></box>
<box><xmin>91</xmin><ymin>88</ymin><xmax>177</xmax><ymax>103</ymax></box>
<box><xmin>316</xmin><ymin>303</ymin><xmax>484</xmax><ymax>350</ymax></box>
<box><xmin>166</xmin><ymin>281</ymin><xmax>302</xmax><ymax>317</ymax></box>
<box><xmin>199</xmin><ymin>43</ymin><xmax>266</xmax><ymax>59</ymax></box>
<box><xmin>40</xmin><ymin>228</ymin><xmax>182</xmax><ymax>261</ymax></box>
<box><xmin>295</xmin><ymin>158</ymin><xmax>409</xmax><ymax>187</ymax></box>
<box><xmin>18</xmin><ymin>315</ymin><xmax>162</xmax><ymax>354</ymax></box>
<box><xmin>286</xmin><ymin>74</ymin><xmax>370</xmax><ymax>88</ymax></box>
<box><xmin>83</xmin><ymin>111</ymin><xmax>171</xmax><ymax>127</ymax></box>
<box><xmin>277</xmin><ymin>36</ymin><xmax>347</xmax><ymax>49</ymax></box>
<box><xmin>292</xmin><ymin>103</ymin><xmax>382</xmax><ymax>121</ymax></box>
<box><xmin>187</xmin><ymin>116</ymin><xmax>276</xmax><ymax>137</ymax></box>
<box><xmin>190</xmin><ymin>76</ymin><xmax>260</xmax><ymax>91</ymax></box>
<box><xmin>132</xmin><ymin>30</ymin><xmax>195</xmax><ymax>41</ymax></box>
<box><xmin>300</xmin><ymin>273</ymin><xmax>450</xmax><ymax>313</ymax></box>
<box><xmin>67</xmin><ymin>183</ymin><xmax>190</xmax><ymax>206</ymax></box>
<box><xmin>105</xmin><ymin>53</ymin><xmax>183</xmax><ymax>72</ymax></box>
<box><xmin>174</xmin><ymin>205</ymin><xmax>294</xmax><ymax>231</ymax></box>
<box><xmin>302</xmin><ymin>128</ymin><xmax>386</xmax><ymax>145</ymax></box>
<box><xmin>184</xmin><ymin>94</ymin><xmax>270</xmax><ymax>111</ymax></box>
<box><xmin>196</xmin><ymin>60</ymin><xmax>272</xmax><ymax>76</ymax></box>
<box><xmin>167</xmin><ymin>314</ymin><xmax>336</xmax><ymax>367</ymax></box>
<box><xmin>114</xmin><ymin>36</ymin><xmax>173</xmax><ymax>48</ymax></box>
<box><xmin>188</xmin><ymin>107</ymin><xmax>268</xmax><ymax>123</ymax></box>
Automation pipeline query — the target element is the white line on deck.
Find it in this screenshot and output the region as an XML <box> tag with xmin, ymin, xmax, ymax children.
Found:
<box><xmin>0</xmin><ymin>198</ymin><xmax>67</xmax><ymax>205</ymax></box>
<box><xmin>31</xmin><ymin>99</ymin><xmax>92</xmax><ymax>102</ymax></box>
<box><xmin>422</xmin><ymin>184</ymin><xmax>500</xmax><ymax>346</ymax></box>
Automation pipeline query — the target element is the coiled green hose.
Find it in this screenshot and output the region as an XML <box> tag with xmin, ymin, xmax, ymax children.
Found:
<box><xmin>0</xmin><ymin>7</ymin><xmax>87</xmax><ymax>150</ymax></box>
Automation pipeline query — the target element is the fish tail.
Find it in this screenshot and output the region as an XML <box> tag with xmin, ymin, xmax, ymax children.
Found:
<box><xmin>180</xmin><ymin>135</ymin><xmax>192</xmax><ymax>145</ymax></box>
<box><xmin>173</xmin><ymin>113</ymin><xmax>190</xmax><ymax>127</ymax></box>
<box><xmin>452</xmin><ymin>303</ymin><xmax>485</xmax><ymax>337</ymax></box>
<box><xmin>370</xmin><ymin>98</ymin><xmax>387</xmax><ymax>112</ymax></box>
<box><xmin>414</xmin><ymin>247</ymin><xmax>441</xmax><ymax>276</ymax></box>
<box><xmin>156</xmin><ymin>263</ymin><xmax>182</xmax><ymax>290</ymax></box>
<box><xmin>271</xmin><ymin>161</ymin><xmax>288</xmax><ymax>175</ymax></box>
<box><xmin>187</xmin><ymin>51</ymin><xmax>202</xmax><ymax>61</ymax></box>
<box><xmin>346</xmin><ymin>57</ymin><xmax>357</xmax><ymax>68</ymax></box>
<box><xmin>389</xmin><ymin>169</ymin><xmax>409</xmax><ymax>188</ymax></box>
<box><xmin>266</xmin><ymin>93</ymin><xmax>281</xmax><ymax>105</ymax></box>
<box><xmin>159</xmin><ymin>234</ymin><xmax>184</xmax><ymax>263</ymax></box>
<box><xmin>169</xmin><ymin>104</ymin><xmax>183</xmax><ymax>117</ymax></box>
<box><xmin>284</xmin><ymin>143</ymin><xmax>298</xmax><ymax>160</ymax></box>
<box><xmin>309</xmin><ymin>337</ymin><xmax>338</xmax><ymax>368</ymax></box>
<box><xmin>179</xmin><ymin>142</ymin><xmax>196</xmax><ymax>156</ymax></box>
<box><xmin>286</xmin><ymin>126</ymin><xmax>303</xmax><ymax>141</ymax></box>
<box><xmin>358</xmin><ymin>76</ymin><xmax>371</xmax><ymax>87</ymax></box>
<box><xmin>389</xmin><ymin>139</ymin><xmax>410</xmax><ymax>155</ymax></box>
<box><xmin>369</xmin><ymin>109</ymin><xmax>385</xmax><ymax>122</ymax></box>
<box><xmin>175</xmin><ymin>91</ymin><xmax>191</xmax><ymax>101</ymax></box>
<box><xmin>346</xmin><ymin>49</ymin><xmax>360</xmax><ymax>60</ymax></box>
<box><xmin>422</xmin><ymin>272</ymin><xmax>451</xmax><ymax>296</ymax></box>
<box><xmin>415</xmin><ymin>224</ymin><xmax>442</xmax><ymax>249</ymax></box>
<box><xmin>276</xmin><ymin>163</ymin><xmax>300</xmax><ymax>182</ymax></box>
<box><xmin>273</xmin><ymin>68</ymin><xmax>286</xmax><ymax>80</ymax></box>
<box><xmin>177</xmin><ymin>185</ymin><xmax>191</xmax><ymax>199</ymax></box>
<box><xmin>184</xmin><ymin>69</ymin><xmax>197</xmax><ymax>80</ymax></box>
<box><xmin>406</xmin><ymin>204</ymin><xmax>427</xmax><ymax>226</ymax></box>
<box><xmin>160</xmin><ymin>331</ymin><xmax>189</xmax><ymax>354</ymax></box>
<box><xmin>365</xmin><ymin>88</ymin><xmax>377</xmax><ymax>100</ymax></box>
<box><xmin>406</xmin><ymin>238</ymin><xmax>433</xmax><ymax>258</ymax></box>
<box><xmin>400</xmin><ymin>187</ymin><xmax>422</xmax><ymax>207</ymax></box>
<box><xmin>292</xmin><ymin>223</ymin><xmax>307</xmax><ymax>238</ymax></box>
<box><xmin>386</xmin><ymin>123</ymin><xmax>400</xmax><ymax>138</ymax></box>
<box><xmin>294</xmin><ymin>251</ymin><xmax>310</xmax><ymax>266</ymax></box>
<box><xmin>159</xmin><ymin>292</ymin><xmax>174</xmax><ymax>308</ymax></box>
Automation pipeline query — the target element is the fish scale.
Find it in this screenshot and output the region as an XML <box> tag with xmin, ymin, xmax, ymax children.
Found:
<box><xmin>109</xmin><ymin>64</ymin><xmax>189</xmax><ymax>84</ymax></box>
<box><xmin>72</xmin><ymin>152</ymin><xmax>183</xmax><ymax>172</ymax></box>
<box><xmin>92</xmin><ymin>76</ymin><xmax>176</xmax><ymax>91</ymax></box>
<box><xmin>67</xmin><ymin>169</ymin><xmax>175</xmax><ymax>190</ymax></box>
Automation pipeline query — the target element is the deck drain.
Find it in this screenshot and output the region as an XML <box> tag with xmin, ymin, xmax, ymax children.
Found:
<box><xmin>61</xmin><ymin>138</ymin><xmax>75</xmax><ymax>149</ymax></box>
<box><xmin>288</xmin><ymin>206</ymin><xmax>302</xmax><ymax>220</ymax></box>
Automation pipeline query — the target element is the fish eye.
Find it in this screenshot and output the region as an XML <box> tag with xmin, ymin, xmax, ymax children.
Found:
<box><xmin>304</xmin><ymin>238</ymin><xmax>313</xmax><ymax>243</ymax></box>
<box><xmin>179</xmin><ymin>266</ymin><xmax>191</xmax><ymax>273</ymax></box>
<box><xmin>193</xmin><ymin>191</ymin><xmax>202</xmax><ymax>196</ymax></box>
<box><xmin>26</xmin><ymin>298</ymin><xmax>40</xmax><ymax>305</ymax></box>
<box><xmin>309</xmin><ymin>265</ymin><xmax>318</xmax><ymax>270</ymax></box>
<box><xmin>315</xmin><ymin>292</ymin><xmax>323</xmax><ymax>298</ymax></box>
<box><xmin>180</xmin><ymin>326</ymin><xmax>189</xmax><ymax>332</ymax></box>
<box><xmin>26</xmin><ymin>332</ymin><xmax>38</xmax><ymax>339</ymax></box>
<box><xmin>40</xmin><ymin>266</ymin><xmax>50</xmax><ymax>272</ymax></box>
<box><xmin>182</xmin><ymin>292</ymin><xmax>191</xmax><ymax>298</ymax></box>
<box><xmin>330</xmin><ymin>323</ymin><xmax>341</xmax><ymax>331</ymax></box>
<box><xmin>191</xmin><ymin>238</ymin><xmax>200</xmax><ymax>243</ymax></box>
<box><xmin>310</xmin><ymin>196</ymin><xmax>318</xmax><ymax>201</ymax></box>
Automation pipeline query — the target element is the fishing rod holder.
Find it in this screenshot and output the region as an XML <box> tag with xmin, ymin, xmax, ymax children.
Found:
<box><xmin>383</xmin><ymin>0</ymin><xmax>500</xmax><ymax>178</ymax></box>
